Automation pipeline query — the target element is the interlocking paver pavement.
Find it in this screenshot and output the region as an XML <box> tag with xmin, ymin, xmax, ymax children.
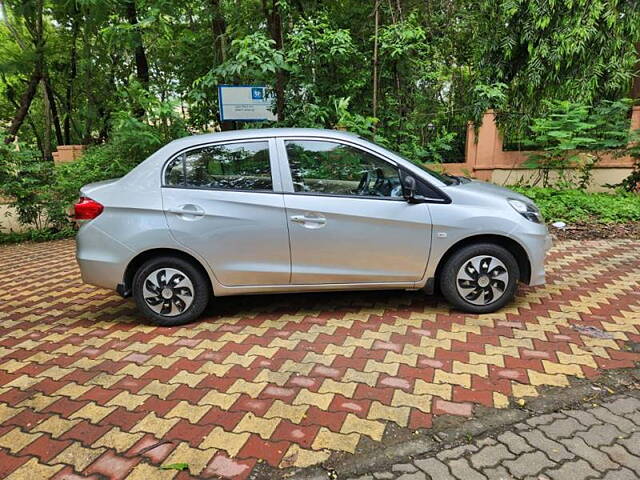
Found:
<box><xmin>359</xmin><ymin>394</ymin><xmax>640</xmax><ymax>480</ymax></box>
<box><xmin>1</xmin><ymin>239</ymin><xmax>639</xmax><ymax>479</ymax></box>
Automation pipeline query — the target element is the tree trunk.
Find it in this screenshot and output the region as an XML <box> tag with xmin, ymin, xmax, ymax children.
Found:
<box><xmin>44</xmin><ymin>74</ymin><xmax>64</xmax><ymax>146</ymax></box>
<box><xmin>4</xmin><ymin>69</ymin><xmax>41</xmax><ymax>144</ymax></box>
<box><xmin>41</xmin><ymin>79</ymin><xmax>52</xmax><ymax>161</ymax></box>
<box><xmin>124</xmin><ymin>0</ymin><xmax>150</xmax><ymax>89</ymax></box>
<box><xmin>372</xmin><ymin>0</ymin><xmax>380</xmax><ymax>120</ymax></box>
<box><xmin>631</xmin><ymin>42</ymin><xmax>640</xmax><ymax>100</ymax></box>
<box><xmin>263</xmin><ymin>0</ymin><xmax>286</xmax><ymax>121</ymax></box>
<box><xmin>210</xmin><ymin>0</ymin><xmax>233</xmax><ymax>131</ymax></box>
<box><xmin>64</xmin><ymin>13</ymin><xmax>79</xmax><ymax>144</ymax></box>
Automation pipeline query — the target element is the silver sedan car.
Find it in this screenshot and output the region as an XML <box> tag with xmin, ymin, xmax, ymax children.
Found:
<box><xmin>75</xmin><ymin>128</ymin><xmax>551</xmax><ymax>326</ymax></box>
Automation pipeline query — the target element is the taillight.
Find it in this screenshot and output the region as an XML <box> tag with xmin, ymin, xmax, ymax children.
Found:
<box><xmin>74</xmin><ymin>197</ymin><xmax>104</xmax><ymax>220</ymax></box>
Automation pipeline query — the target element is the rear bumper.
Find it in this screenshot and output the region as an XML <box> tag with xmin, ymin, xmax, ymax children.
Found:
<box><xmin>76</xmin><ymin>223</ymin><xmax>133</xmax><ymax>291</ymax></box>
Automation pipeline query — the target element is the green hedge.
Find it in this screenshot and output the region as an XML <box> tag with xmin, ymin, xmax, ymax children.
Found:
<box><xmin>513</xmin><ymin>187</ymin><xmax>640</xmax><ymax>224</ymax></box>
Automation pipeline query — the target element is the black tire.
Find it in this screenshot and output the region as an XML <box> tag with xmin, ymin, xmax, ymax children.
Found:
<box><xmin>439</xmin><ymin>243</ymin><xmax>519</xmax><ymax>314</ymax></box>
<box><xmin>133</xmin><ymin>256</ymin><xmax>210</xmax><ymax>326</ymax></box>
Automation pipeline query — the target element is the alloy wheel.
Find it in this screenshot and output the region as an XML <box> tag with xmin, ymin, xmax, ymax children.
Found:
<box><xmin>142</xmin><ymin>267</ymin><xmax>194</xmax><ymax>317</ymax></box>
<box><xmin>455</xmin><ymin>255</ymin><xmax>509</xmax><ymax>306</ymax></box>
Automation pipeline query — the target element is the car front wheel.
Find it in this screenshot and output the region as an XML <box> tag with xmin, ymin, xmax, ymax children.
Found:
<box><xmin>133</xmin><ymin>256</ymin><xmax>210</xmax><ymax>326</ymax></box>
<box><xmin>439</xmin><ymin>243</ymin><xmax>519</xmax><ymax>314</ymax></box>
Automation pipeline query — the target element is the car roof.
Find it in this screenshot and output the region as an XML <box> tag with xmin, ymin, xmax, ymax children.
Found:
<box><xmin>167</xmin><ymin>128</ymin><xmax>362</xmax><ymax>149</ymax></box>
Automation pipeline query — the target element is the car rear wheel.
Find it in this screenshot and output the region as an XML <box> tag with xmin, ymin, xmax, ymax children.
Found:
<box><xmin>439</xmin><ymin>243</ymin><xmax>519</xmax><ymax>314</ymax></box>
<box><xmin>133</xmin><ymin>256</ymin><xmax>210</xmax><ymax>326</ymax></box>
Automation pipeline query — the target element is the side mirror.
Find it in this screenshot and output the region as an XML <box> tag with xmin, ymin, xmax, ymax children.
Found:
<box><xmin>403</xmin><ymin>175</ymin><xmax>417</xmax><ymax>201</ymax></box>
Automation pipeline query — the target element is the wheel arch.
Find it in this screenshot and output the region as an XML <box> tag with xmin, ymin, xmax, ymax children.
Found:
<box><xmin>433</xmin><ymin>234</ymin><xmax>531</xmax><ymax>287</ymax></box>
<box><xmin>120</xmin><ymin>248</ymin><xmax>213</xmax><ymax>297</ymax></box>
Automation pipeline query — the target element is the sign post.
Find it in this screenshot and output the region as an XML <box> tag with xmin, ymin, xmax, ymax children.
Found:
<box><xmin>217</xmin><ymin>85</ymin><xmax>277</xmax><ymax>122</ymax></box>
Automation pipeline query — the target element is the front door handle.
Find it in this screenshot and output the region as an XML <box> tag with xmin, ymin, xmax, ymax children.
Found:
<box><xmin>290</xmin><ymin>214</ymin><xmax>327</xmax><ymax>227</ymax></box>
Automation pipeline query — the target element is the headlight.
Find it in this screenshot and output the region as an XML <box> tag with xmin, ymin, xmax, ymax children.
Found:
<box><xmin>508</xmin><ymin>198</ymin><xmax>543</xmax><ymax>223</ymax></box>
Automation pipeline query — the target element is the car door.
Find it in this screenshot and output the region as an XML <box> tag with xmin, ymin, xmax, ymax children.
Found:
<box><xmin>278</xmin><ymin>137</ymin><xmax>432</xmax><ymax>285</ymax></box>
<box><xmin>162</xmin><ymin>138</ymin><xmax>291</xmax><ymax>286</ymax></box>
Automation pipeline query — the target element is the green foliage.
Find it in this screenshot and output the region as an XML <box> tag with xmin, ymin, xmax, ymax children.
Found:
<box><xmin>513</xmin><ymin>187</ymin><xmax>640</xmax><ymax>224</ymax></box>
<box><xmin>523</xmin><ymin>99</ymin><xmax>635</xmax><ymax>188</ymax></box>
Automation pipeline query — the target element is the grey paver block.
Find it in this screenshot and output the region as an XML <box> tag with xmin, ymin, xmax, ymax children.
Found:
<box><xmin>619</xmin><ymin>432</ymin><xmax>640</xmax><ymax>456</ymax></box>
<box><xmin>605</xmin><ymin>396</ymin><xmax>640</xmax><ymax>416</ymax></box>
<box><xmin>469</xmin><ymin>444</ymin><xmax>515</xmax><ymax>469</ymax></box>
<box><xmin>526</xmin><ymin>413</ymin><xmax>563</xmax><ymax>427</ymax></box>
<box><xmin>397</xmin><ymin>473</ymin><xmax>426</xmax><ymax>480</ymax></box>
<box><xmin>520</xmin><ymin>429</ymin><xmax>573</xmax><ymax>462</ymax></box>
<box><xmin>627</xmin><ymin>411</ymin><xmax>640</xmax><ymax>427</ymax></box>
<box><xmin>503</xmin><ymin>451</ymin><xmax>554</xmax><ymax>478</ymax></box>
<box><xmin>546</xmin><ymin>459</ymin><xmax>598</xmax><ymax>480</ymax></box>
<box><xmin>448</xmin><ymin>458</ymin><xmax>486</xmax><ymax>480</ymax></box>
<box><xmin>414</xmin><ymin>458</ymin><xmax>455</xmax><ymax>480</ymax></box>
<box><xmin>475</xmin><ymin>437</ymin><xmax>498</xmax><ymax>447</ymax></box>
<box><xmin>576</xmin><ymin>423</ymin><xmax>625</xmax><ymax>448</ymax></box>
<box><xmin>373</xmin><ymin>473</ymin><xmax>395</xmax><ymax>480</ymax></box>
<box><xmin>482</xmin><ymin>465</ymin><xmax>514</xmax><ymax>480</ymax></box>
<box><xmin>563</xmin><ymin>409</ymin><xmax>603</xmax><ymax>427</ymax></box>
<box><xmin>497</xmin><ymin>431</ymin><xmax>534</xmax><ymax>455</ymax></box>
<box><xmin>602</xmin><ymin>444</ymin><xmax>640</xmax><ymax>474</ymax></box>
<box><xmin>602</xmin><ymin>467</ymin><xmax>639</xmax><ymax>480</ymax></box>
<box><xmin>392</xmin><ymin>463</ymin><xmax>418</xmax><ymax>473</ymax></box>
<box><xmin>590</xmin><ymin>407</ymin><xmax>637</xmax><ymax>433</ymax></box>
<box><xmin>539</xmin><ymin>417</ymin><xmax>587</xmax><ymax>439</ymax></box>
<box><xmin>559</xmin><ymin>436</ymin><xmax>620</xmax><ymax>471</ymax></box>
<box><xmin>436</xmin><ymin>444</ymin><xmax>478</xmax><ymax>461</ymax></box>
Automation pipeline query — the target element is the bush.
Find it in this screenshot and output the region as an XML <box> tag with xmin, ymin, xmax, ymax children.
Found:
<box><xmin>513</xmin><ymin>187</ymin><xmax>640</xmax><ymax>224</ymax></box>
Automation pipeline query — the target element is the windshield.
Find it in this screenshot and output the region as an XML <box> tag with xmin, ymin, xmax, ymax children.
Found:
<box><xmin>378</xmin><ymin>144</ymin><xmax>457</xmax><ymax>186</ymax></box>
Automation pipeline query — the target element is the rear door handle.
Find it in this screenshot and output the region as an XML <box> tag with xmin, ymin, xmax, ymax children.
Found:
<box><xmin>167</xmin><ymin>205</ymin><xmax>205</xmax><ymax>218</ymax></box>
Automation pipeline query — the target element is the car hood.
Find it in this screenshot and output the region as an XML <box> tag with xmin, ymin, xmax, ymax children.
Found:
<box><xmin>454</xmin><ymin>179</ymin><xmax>531</xmax><ymax>203</ymax></box>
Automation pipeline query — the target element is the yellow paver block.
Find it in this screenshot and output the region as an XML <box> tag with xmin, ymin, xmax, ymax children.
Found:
<box><xmin>92</xmin><ymin>427</ymin><xmax>144</xmax><ymax>453</ymax></box>
<box><xmin>342</xmin><ymin>368</ymin><xmax>379</xmax><ymax>387</ymax></box>
<box><xmin>116</xmin><ymin>364</ymin><xmax>154</xmax><ymax>378</ymax></box>
<box><xmin>493</xmin><ymin>392</ymin><xmax>510</xmax><ymax>409</ymax></box>
<box><xmin>105</xmin><ymin>391</ymin><xmax>149</xmax><ymax>411</ymax></box>
<box><xmin>468</xmin><ymin>352</ymin><xmax>505</xmax><ymax>367</ymax></box>
<box><xmin>131</xmin><ymin>412</ymin><xmax>181</xmax><ymax>437</ymax></box>
<box><xmin>312</xmin><ymin>427</ymin><xmax>360</xmax><ymax>454</ymax></box>
<box><xmin>52</xmin><ymin>441</ymin><xmax>105</xmax><ymax>471</ymax></box>
<box><xmin>452</xmin><ymin>361</ymin><xmax>488</xmax><ymax>377</ymax></box>
<box><xmin>368</xmin><ymin>401</ymin><xmax>410</xmax><ymax>427</ymax></box>
<box><xmin>15</xmin><ymin>393</ymin><xmax>59</xmax><ymax>412</ymax></box>
<box><xmin>200</xmin><ymin>426</ymin><xmax>250</xmax><ymax>457</ymax></box>
<box><xmin>0</xmin><ymin>404</ymin><xmax>23</xmax><ymax>423</ymax></box>
<box><xmin>162</xmin><ymin>442</ymin><xmax>218</xmax><ymax>475</ymax></box>
<box><xmin>293</xmin><ymin>389</ymin><xmax>334</xmax><ymax>410</ymax></box>
<box><xmin>403</xmin><ymin>344</ymin><xmax>436</xmax><ymax>357</ymax></box>
<box><xmin>279</xmin><ymin>360</ymin><xmax>314</xmax><ymax>375</ymax></box>
<box><xmin>302</xmin><ymin>352</ymin><xmax>336</xmax><ymax>367</ymax></box>
<box><xmin>265</xmin><ymin>400</ymin><xmax>308</xmax><ymax>424</ymax></box>
<box><xmin>137</xmin><ymin>379</ymin><xmax>179</xmax><ymax>400</ymax></box>
<box><xmin>433</xmin><ymin>370</ymin><xmax>471</xmax><ymax>389</ymax></box>
<box><xmin>0</xmin><ymin>359</ymin><xmax>28</xmax><ymax>373</ymax></box>
<box><xmin>253</xmin><ymin>370</ymin><xmax>291</xmax><ymax>386</ymax></box>
<box><xmin>318</xmin><ymin>379</ymin><xmax>358</xmax><ymax>398</ymax></box>
<box><xmin>196</xmin><ymin>362</ymin><xmax>233</xmax><ymax>376</ymax></box>
<box><xmin>341</xmin><ymin>413</ymin><xmax>385</xmax><ymax>441</ymax></box>
<box><xmin>499</xmin><ymin>337</ymin><xmax>534</xmax><ymax>349</ymax></box>
<box><xmin>227</xmin><ymin>379</ymin><xmax>267</xmax><ymax>398</ymax></box>
<box><xmin>32</xmin><ymin>415</ymin><xmax>79</xmax><ymax>438</ymax></box>
<box><xmin>280</xmin><ymin>444</ymin><xmax>331</xmax><ymax>468</ymax></box>
<box><xmin>233</xmin><ymin>413</ymin><xmax>280</xmax><ymax>439</ymax></box>
<box><xmin>582</xmin><ymin>337</ymin><xmax>620</xmax><ymax>349</ymax></box>
<box><xmin>166</xmin><ymin>401</ymin><xmax>211</xmax><ymax>423</ymax></box>
<box><xmin>86</xmin><ymin>373</ymin><xmax>125</xmax><ymax>388</ymax></box>
<box><xmin>436</xmin><ymin>330</ymin><xmax>467</xmax><ymax>342</ymax></box>
<box><xmin>556</xmin><ymin>352</ymin><xmax>598</xmax><ymax>368</ymax></box>
<box><xmin>0</xmin><ymin>427</ymin><xmax>42</xmax><ymax>453</ymax></box>
<box><xmin>53</xmin><ymin>382</ymin><xmax>93</xmax><ymax>400</ymax></box>
<box><xmin>167</xmin><ymin>370</ymin><xmax>207</xmax><ymax>387</ymax></box>
<box><xmin>37</xmin><ymin>365</ymin><xmax>74</xmax><ymax>380</ymax></box>
<box><xmin>323</xmin><ymin>344</ymin><xmax>356</xmax><ymax>356</ymax></box>
<box><xmin>528</xmin><ymin>370</ymin><xmax>570</xmax><ymax>387</ymax></box>
<box><xmin>391</xmin><ymin>390</ymin><xmax>431</xmax><ymax>413</ymax></box>
<box><xmin>384</xmin><ymin>351</ymin><xmax>418</xmax><ymax>367</ymax></box>
<box><xmin>6</xmin><ymin>457</ymin><xmax>64</xmax><ymax>480</ymax></box>
<box><xmin>511</xmin><ymin>383</ymin><xmax>538</xmax><ymax>398</ymax></box>
<box><xmin>485</xmin><ymin>345</ymin><xmax>520</xmax><ymax>357</ymax></box>
<box><xmin>343</xmin><ymin>337</ymin><xmax>374</xmax><ymax>349</ymax></box>
<box><xmin>414</xmin><ymin>380</ymin><xmax>452</xmax><ymax>400</ymax></box>
<box><xmin>364</xmin><ymin>359</ymin><xmax>399</xmax><ymax>376</ymax></box>
<box><xmin>246</xmin><ymin>345</ymin><xmax>279</xmax><ymax>358</ymax></box>
<box><xmin>542</xmin><ymin>360</ymin><xmax>584</xmax><ymax>378</ymax></box>
<box><xmin>127</xmin><ymin>462</ymin><xmax>177</xmax><ymax>480</ymax></box>
<box><xmin>145</xmin><ymin>355</ymin><xmax>179</xmax><ymax>369</ymax></box>
<box><xmin>420</xmin><ymin>337</ymin><xmax>451</xmax><ymax>350</ymax></box>
<box><xmin>70</xmin><ymin>403</ymin><xmax>116</xmax><ymax>423</ymax></box>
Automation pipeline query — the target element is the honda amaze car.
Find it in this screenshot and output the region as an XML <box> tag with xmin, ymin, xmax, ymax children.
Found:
<box><xmin>75</xmin><ymin>128</ymin><xmax>551</xmax><ymax>326</ymax></box>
